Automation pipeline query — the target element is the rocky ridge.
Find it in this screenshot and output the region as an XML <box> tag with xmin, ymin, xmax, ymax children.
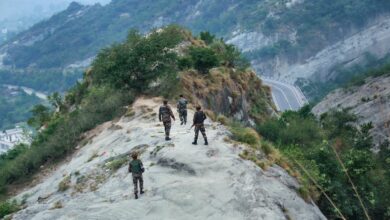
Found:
<box><xmin>9</xmin><ymin>98</ymin><xmax>325</xmax><ymax>220</ymax></box>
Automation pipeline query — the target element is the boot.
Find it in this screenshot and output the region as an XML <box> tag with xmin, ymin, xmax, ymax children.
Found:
<box><xmin>135</xmin><ymin>193</ymin><xmax>139</xmax><ymax>199</ymax></box>
<box><xmin>180</xmin><ymin>121</ymin><xmax>183</xmax><ymax>125</ymax></box>
<box><xmin>166</xmin><ymin>137</ymin><xmax>171</xmax><ymax>141</ymax></box>
<box><xmin>140</xmin><ymin>190</ymin><xmax>145</xmax><ymax>194</ymax></box>
<box><xmin>192</xmin><ymin>140</ymin><xmax>197</xmax><ymax>145</ymax></box>
<box><xmin>204</xmin><ymin>138</ymin><xmax>208</xmax><ymax>145</ymax></box>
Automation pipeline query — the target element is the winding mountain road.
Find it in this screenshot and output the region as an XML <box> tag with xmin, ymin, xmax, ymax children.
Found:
<box><xmin>262</xmin><ymin>77</ymin><xmax>308</xmax><ymax>111</ymax></box>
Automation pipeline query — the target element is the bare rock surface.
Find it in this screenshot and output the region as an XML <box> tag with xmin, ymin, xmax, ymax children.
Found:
<box><xmin>313</xmin><ymin>76</ymin><xmax>390</xmax><ymax>146</ymax></box>
<box><xmin>11</xmin><ymin>98</ymin><xmax>325</xmax><ymax>220</ymax></box>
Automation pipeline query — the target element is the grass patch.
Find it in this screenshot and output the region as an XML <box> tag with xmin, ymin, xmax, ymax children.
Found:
<box><xmin>87</xmin><ymin>151</ymin><xmax>99</xmax><ymax>162</ymax></box>
<box><xmin>58</xmin><ymin>175</ymin><xmax>71</xmax><ymax>192</ymax></box>
<box><xmin>105</xmin><ymin>156</ymin><xmax>129</xmax><ymax>171</ymax></box>
<box><xmin>229</xmin><ymin>122</ymin><xmax>261</xmax><ymax>146</ymax></box>
<box><xmin>0</xmin><ymin>200</ymin><xmax>20</xmax><ymax>218</ymax></box>
<box><xmin>216</xmin><ymin>114</ymin><xmax>229</xmax><ymax>125</ymax></box>
<box><xmin>50</xmin><ymin>201</ymin><xmax>63</xmax><ymax>210</ymax></box>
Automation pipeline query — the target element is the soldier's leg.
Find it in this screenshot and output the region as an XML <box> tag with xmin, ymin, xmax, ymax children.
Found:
<box><xmin>166</xmin><ymin>122</ymin><xmax>171</xmax><ymax>137</ymax></box>
<box><xmin>139</xmin><ymin>175</ymin><xmax>144</xmax><ymax>194</ymax></box>
<box><xmin>183</xmin><ymin>110</ymin><xmax>187</xmax><ymax>124</ymax></box>
<box><xmin>133</xmin><ymin>176</ymin><xmax>138</xmax><ymax>195</ymax></box>
<box><xmin>164</xmin><ymin>122</ymin><xmax>171</xmax><ymax>140</ymax></box>
<box><xmin>179</xmin><ymin>111</ymin><xmax>184</xmax><ymax>125</ymax></box>
<box><xmin>193</xmin><ymin>126</ymin><xmax>199</xmax><ymax>144</ymax></box>
<box><xmin>200</xmin><ymin>125</ymin><xmax>208</xmax><ymax>145</ymax></box>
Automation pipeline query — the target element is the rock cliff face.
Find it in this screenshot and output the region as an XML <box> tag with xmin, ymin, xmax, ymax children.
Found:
<box><xmin>313</xmin><ymin>76</ymin><xmax>390</xmax><ymax>146</ymax></box>
<box><xmin>9</xmin><ymin>98</ymin><xmax>325</xmax><ymax>220</ymax></box>
<box><xmin>243</xmin><ymin>16</ymin><xmax>390</xmax><ymax>84</ymax></box>
<box><xmin>180</xmin><ymin>68</ymin><xmax>277</xmax><ymax>125</ymax></box>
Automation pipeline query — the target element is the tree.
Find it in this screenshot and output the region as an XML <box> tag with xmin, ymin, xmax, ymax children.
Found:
<box><xmin>200</xmin><ymin>31</ymin><xmax>215</xmax><ymax>45</ymax></box>
<box><xmin>189</xmin><ymin>46</ymin><xmax>219</xmax><ymax>74</ymax></box>
<box><xmin>27</xmin><ymin>104</ymin><xmax>51</xmax><ymax>128</ymax></box>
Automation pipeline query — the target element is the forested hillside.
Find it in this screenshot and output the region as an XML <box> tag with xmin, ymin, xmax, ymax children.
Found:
<box><xmin>2</xmin><ymin>0</ymin><xmax>390</xmax><ymax>78</ymax></box>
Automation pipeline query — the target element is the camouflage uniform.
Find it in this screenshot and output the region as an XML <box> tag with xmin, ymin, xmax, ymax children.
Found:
<box><xmin>177</xmin><ymin>98</ymin><xmax>188</xmax><ymax>125</ymax></box>
<box><xmin>159</xmin><ymin>104</ymin><xmax>175</xmax><ymax>139</ymax></box>
<box><xmin>128</xmin><ymin>159</ymin><xmax>144</xmax><ymax>197</ymax></box>
<box><xmin>192</xmin><ymin>110</ymin><xmax>208</xmax><ymax>145</ymax></box>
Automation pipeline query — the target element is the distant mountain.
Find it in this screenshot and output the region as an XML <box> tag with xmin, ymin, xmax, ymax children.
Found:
<box><xmin>313</xmin><ymin>64</ymin><xmax>390</xmax><ymax>146</ymax></box>
<box><xmin>0</xmin><ymin>0</ymin><xmax>110</xmax><ymax>44</ymax></box>
<box><xmin>1</xmin><ymin>0</ymin><xmax>390</xmax><ymax>94</ymax></box>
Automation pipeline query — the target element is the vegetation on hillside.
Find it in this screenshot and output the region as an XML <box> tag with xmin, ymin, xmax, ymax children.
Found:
<box><xmin>0</xmin><ymin>27</ymin><xmax>267</xmax><ymax>217</ymax></box>
<box><xmin>5</xmin><ymin>0</ymin><xmax>390</xmax><ymax>70</ymax></box>
<box><xmin>299</xmin><ymin>54</ymin><xmax>390</xmax><ymax>101</ymax></box>
<box><xmin>0</xmin><ymin>87</ymin><xmax>41</xmax><ymax>130</ymax></box>
<box><xmin>257</xmin><ymin>106</ymin><xmax>390</xmax><ymax>220</ymax></box>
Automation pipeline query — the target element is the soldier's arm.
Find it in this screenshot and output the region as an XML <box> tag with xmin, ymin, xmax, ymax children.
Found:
<box><xmin>140</xmin><ymin>160</ymin><xmax>145</xmax><ymax>173</ymax></box>
<box><xmin>128</xmin><ymin>162</ymin><xmax>132</xmax><ymax>173</ymax></box>
<box><xmin>193</xmin><ymin>112</ymin><xmax>197</xmax><ymax>125</ymax></box>
<box><xmin>158</xmin><ymin>107</ymin><xmax>162</xmax><ymax>121</ymax></box>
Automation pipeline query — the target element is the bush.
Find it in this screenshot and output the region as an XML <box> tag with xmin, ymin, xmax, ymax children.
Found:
<box><xmin>58</xmin><ymin>176</ymin><xmax>71</xmax><ymax>192</ymax></box>
<box><xmin>188</xmin><ymin>46</ymin><xmax>219</xmax><ymax>74</ymax></box>
<box><xmin>105</xmin><ymin>157</ymin><xmax>129</xmax><ymax>171</ymax></box>
<box><xmin>230</xmin><ymin>123</ymin><xmax>261</xmax><ymax>146</ymax></box>
<box><xmin>91</xmin><ymin>26</ymin><xmax>184</xmax><ymax>91</ymax></box>
<box><xmin>0</xmin><ymin>200</ymin><xmax>20</xmax><ymax>218</ymax></box>
<box><xmin>0</xmin><ymin>86</ymin><xmax>132</xmax><ymax>195</ymax></box>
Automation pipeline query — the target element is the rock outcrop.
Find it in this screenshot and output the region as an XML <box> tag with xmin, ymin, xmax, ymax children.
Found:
<box><xmin>180</xmin><ymin>68</ymin><xmax>277</xmax><ymax>125</ymax></box>
<box><xmin>313</xmin><ymin>76</ymin><xmax>390</xmax><ymax>146</ymax></box>
<box><xmin>9</xmin><ymin>98</ymin><xmax>325</xmax><ymax>220</ymax></box>
<box><xmin>249</xmin><ymin>16</ymin><xmax>390</xmax><ymax>84</ymax></box>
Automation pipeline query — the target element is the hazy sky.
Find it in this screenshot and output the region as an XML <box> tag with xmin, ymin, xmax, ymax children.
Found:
<box><xmin>0</xmin><ymin>0</ymin><xmax>111</xmax><ymax>21</ymax></box>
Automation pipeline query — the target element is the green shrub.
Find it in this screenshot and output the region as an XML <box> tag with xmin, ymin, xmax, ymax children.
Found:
<box><xmin>230</xmin><ymin>123</ymin><xmax>260</xmax><ymax>146</ymax></box>
<box><xmin>58</xmin><ymin>175</ymin><xmax>71</xmax><ymax>192</ymax></box>
<box><xmin>188</xmin><ymin>46</ymin><xmax>219</xmax><ymax>74</ymax></box>
<box><xmin>0</xmin><ymin>200</ymin><xmax>20</xmax><ymax>218</ymax></box>
<box><xmin>91</xmin><ymin>26</ymin><xmax>184</xmax><ymax>91</ymax></box>
<box><xmin>199</xmin><ymin>31</ymin><xmax>215</xmax><ymax>45</ymax></box>
<box><xmin>105</xmin><ymin>157</ymin><xmax>129</xmax><ymax>171</ymax></box>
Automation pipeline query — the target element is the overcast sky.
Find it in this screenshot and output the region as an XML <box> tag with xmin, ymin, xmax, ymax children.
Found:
<box><xmin>0</xmin><ymin>0</ymin><xmax>111</xmax><ymax>21</ymax></box>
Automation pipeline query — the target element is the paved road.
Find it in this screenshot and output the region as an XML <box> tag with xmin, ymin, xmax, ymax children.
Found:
<box><xmin>262</xmin><ymin>78</ymin><xmax>308</xmax><ymax>111</ymax></box>
<box><xmin>3</xmin><ymin>84</ymin><xmax>47</xmax><ymax>100</ymax></box>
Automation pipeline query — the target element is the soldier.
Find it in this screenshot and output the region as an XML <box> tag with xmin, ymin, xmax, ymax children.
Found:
<box><xmin>192</xmin><ymin>106</ymin><xmax>208</xmax><ymax>145</ymax></box>
<box><xmin>128</xmin><ymin>152</ymin><xmax>145</xmax><ymax>199</ymax></box>
<box><xmin>159</xmin><ymin>100</ymin><xmax>175</xmax><ymax>140</ymax></box>
<box><xmin>177</xmin><ymin>95</ymin><xmax>188</xmax><ymax>125</ymax></box>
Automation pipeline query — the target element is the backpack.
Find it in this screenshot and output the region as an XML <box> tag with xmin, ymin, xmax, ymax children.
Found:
<box><xmin>178</xmin><ymin>98</ymin><xmax>187</xmax><ymax>110</ymax></box>
<box><xmin>129</xmin><ymin>159</ymin><xmax>144</xmax><ymax>174</ymax></box>
<box><xmin>160</xmin><ymin>105</ymin><xmax>172</xmax><ymax>122</ymax></box>
<box><xmin>194</xmin><ymin>111</ymin><xmax>207</xmax><ymax>124</ymax></box>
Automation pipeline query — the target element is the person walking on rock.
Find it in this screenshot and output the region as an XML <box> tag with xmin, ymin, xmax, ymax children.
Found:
<box><xmin>159</xmin><ymin>100</ymin><xmax>175</xmax><ymax>141</ymax></box>
<box><xmin>192</xmin><ymin>106</ymin><xmax>208</xmax><ymax>145</ymax></box>
<box><xmin>128</xmin><ymin>152</ymin><xmax>145</xmax><ymax>199</ymax></box>
<box><xmin>177</xmin><ymin>95</ymin><xmax>188</xmax><ymax>125</ymax></box>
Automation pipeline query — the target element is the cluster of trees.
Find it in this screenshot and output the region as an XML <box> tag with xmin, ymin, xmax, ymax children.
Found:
<box><xmin>178</xmin><ymin>31</ymin><xmax>249</xmax><ymax>74</ymax></box>
<box><xmin>0</xmin><ymin>69</ymin><xmax>81</xmax><ymax>93</ymax></box>
<box><xmin>257</xmin><ymin>106</ymin><xmax>390</xmax><ymax>219</ymax></box>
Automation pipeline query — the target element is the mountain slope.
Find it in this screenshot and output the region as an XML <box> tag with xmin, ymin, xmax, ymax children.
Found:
<box><xmin>10</xmin><ymin>98</ymin><xmax>325</xmax><ymax>220</ymax></box>
<box><xmin>313</xmin><ymin>75</ymin><xmax>390</xmax><ymax>146</ymax></box>
<box><xmin>2</xmin><ymin>0</ymin><xmax>390</xmax><ymax>95</ymax></box>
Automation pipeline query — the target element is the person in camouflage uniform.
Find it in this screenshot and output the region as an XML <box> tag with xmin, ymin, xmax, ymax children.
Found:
<box><xmin>159</xmin><ymin>100</ymin><xmax>175</xmax><ymax>141</ymax></box>
<box><xmin>177</xmin><ymin>95</ymin><xmax>188</xmax><ymax>125</ymax></box>
<box><xmin>192</xmin><ymin>106</ymin><xmax>208</xmax><ymax>145</ymax></box>
<box><xmin>128</xmin><ymin>152</ymin><xmax>145</xmax><ymax>199</ymax></box>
